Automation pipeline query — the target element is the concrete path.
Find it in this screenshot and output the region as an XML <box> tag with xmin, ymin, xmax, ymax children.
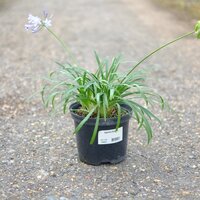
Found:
<box><xmin>0</xmin><ymin>0</ymin><xmax>200</xmax><ymax>199</ymax></box>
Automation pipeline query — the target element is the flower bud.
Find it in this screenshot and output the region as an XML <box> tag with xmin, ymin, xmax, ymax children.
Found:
<box><xmin>195</xmin><ymin>21</ymin><xmax>200</xmax><ymax>39</ymax></box>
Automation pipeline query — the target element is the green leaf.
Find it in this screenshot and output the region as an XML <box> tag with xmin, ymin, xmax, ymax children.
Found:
<box><xmin>132</xmin><ymin>101</ymin><xmax>161</xmax><ymax>123</ymax></box>
<box><xmin>107</xmin><ymin>55</ymin><xmax>121</xmax><ymax>81</ymax></box>
<box><xmin>160</xmin><ymin>95</ymin><xmax>165</xmax><ymax>109</ymax></box>
<box><xmin>133</xmin><ymin>84</ymin><xmax>149</xmax><ymax>105</ymax></box>
<box><xmin>142</xmin><ymin>116</ymin><xmax>153</xmax><ymax>144</ymax></box>
<box><xmin>90</xmin><ymin>108</ymin><xmax>100</xmax><ymax>144</ymax></box>
<box><xmin>82</xmin><ymin>72</ymin><xmax>87</xmax><ymax>85</ymax></box>
<box><xmin>74</xmin><ymin>106</ymin><xmax>97</xmax><ymax>134</ymax></box>
<box><xmin>94</xmin><ymin>51</ymin><xmax>105</xmax><ymax>79</ymax></box>
<box><xmin>195</xmin><ymin>21</ymin><xmax>200</xmax><ymax>39</ymax></box>
<box><xmin>41</xmin><ymin>85</ymin><xmax>47</xmax><ymax>104</ymax></box>
<box><xmin>102</xmin><ymin>97</ymin><xmax>107</xmax><ymax>121</ymax></box>
<box><xmin>96</xmin><ymin>93</ymin><xmax>101</xmax><ymax>107</ymax></box>
<box><xmin>49</xmin><ymin>71</ymin><xmax>56</xmax><ymax>78</ymax></box>
<box><xmin>138</xmin><ymin>116</ymin><xmax>144</xmax><ymax>130</ymax></box>
<box><xmin>116</xmin><ymin>103</ymin><xmax>121</xmax><ymax>131</ymax></box>
<box><xmin>110</xmin><ymin>88</ymin><xmax>115</xmax><ymax>100</ymax></box>
<box><xmin>51</xmin><ymin>93</ymin><xmax>57</xmax><ymax>110</ymax></box>
<box><xmin>105</xmin><ymin>59</ymin><xmax>109</xmax><ymax>79</ymax></box>
<box><xmin>45</xmin><ymin>91</ymin><xmax>60</xmax><ymax>108</ymax></box>
<box><xmin>63</xmin><ymin>98</ymin><xmax>69</xmax><ymax>114</ymax></box>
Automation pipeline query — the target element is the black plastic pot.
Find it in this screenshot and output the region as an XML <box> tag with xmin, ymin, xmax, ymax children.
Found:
<box><xmin>70</xmin><ymin>102</ymin><xmax>132</xmax><ymax>165</ymax></box>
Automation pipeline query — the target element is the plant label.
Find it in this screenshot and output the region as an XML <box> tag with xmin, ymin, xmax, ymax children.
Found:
<box><xmin>98</xmin><ymin>127</ymin><xmax>123</xmax><ymax>145</ymax></box>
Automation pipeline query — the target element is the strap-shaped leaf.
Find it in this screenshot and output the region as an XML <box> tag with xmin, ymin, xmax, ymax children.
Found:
<box><xmin>142</xmin><ymin>116</ymin><xmax>153</xmax><ymax>144</ymax></box>
<box><xmin>131</xmin><ymin>101</ymin><xmax>161</xmax><ymax>123</ymax></box>
<box><xmin>74</xmin><ymin>106</ymin><xmax>97</xmax><ymax>134</ymax></box>
<box><xmin>116</xmin><ymin>103</ymin><xmax>121</xmax><ymax>131</ymax></box>
<box><xmin>94</xmin><ymin>51</ymin><xmax>105</xmax><ymax>79</ymax></box>
<box><xmin>90</xmin><ymin>108</ymin><xmax>100</xmax><ymax>144</ymax></box>
<box><xmin>103</xmin><ymin>93</ymin><xmax>108</xmax><ymax>121</ymax></box>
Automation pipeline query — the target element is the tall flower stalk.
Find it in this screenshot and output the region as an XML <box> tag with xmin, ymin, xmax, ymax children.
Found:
<box><xmin>44</xmin><ymin>25</ymin><xmax>77</xmax><ymax>65</ymax></box>
<box><xmin>25</xmin><ymin>11</ymin><xmax>77</xmax><ymax>64</ymax></box>
<box><xmin>122</xmin><ymin>31</ymin><xmax>195</xmax><ymax>83</ymax></box>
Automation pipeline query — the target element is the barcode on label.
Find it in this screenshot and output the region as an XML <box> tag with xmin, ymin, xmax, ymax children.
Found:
<box><xmin>111</xmin><ymin>137</ymin><xmax>120</xmax><ymax>142</ymax></box>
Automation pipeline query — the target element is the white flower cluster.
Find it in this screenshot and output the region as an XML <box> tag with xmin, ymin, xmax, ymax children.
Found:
<box><xmin>25</xmin><ymin>11</ymin><xmax>52</xmax><ymax>33</ymax></box>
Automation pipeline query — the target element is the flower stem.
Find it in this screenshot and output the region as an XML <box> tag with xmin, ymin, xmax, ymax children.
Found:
<box><xmin>45</xmin><ymin>26</ymin><xmax>77</xmax><ymax>65</ymax></box>
<box><xmin>122</xmin><ymin>31</ymin><xmax>195</xmax><ymax>82</ymax></box>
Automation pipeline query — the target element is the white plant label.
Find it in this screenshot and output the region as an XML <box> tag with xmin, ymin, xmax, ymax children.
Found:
<box><xmin>98</xmin><ymin>127</ymin><xmax>123</xmax><ymax>145</ymax></box>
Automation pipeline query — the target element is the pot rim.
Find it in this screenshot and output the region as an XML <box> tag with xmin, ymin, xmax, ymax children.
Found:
<box><xmin>69</xmin><ymin>102</ymin><xmax>132</xmax><ymax>126</ymax></box>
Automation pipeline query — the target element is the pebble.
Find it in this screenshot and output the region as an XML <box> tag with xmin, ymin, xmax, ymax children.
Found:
<box><xmin>153</xmin><ymin>179</ymin><xmax>161</xmax><ymax>184</ymax></box>
<box><xmin>50</xmin><ymin>171</ymin><xmax>57</xmax><ymax>177</ymax></box>
<box><xmin>188</xmin><ymin>155</ymin><xmax>196</xmax><ymax>159</ymax></box>
<box><xmin>102</xmin><ymin>175</ymin><xmax>107</xmax><ymax>181</ymax></box>
<box><xmin>101</xmin><ymin>193</ymin><xmax>110</xmax><ymax>199</ymax></box>
<box><xmin>190</xmin><ymin>165</ymin><xmax>197</xmax><ymax>169</ymax></box>
<box><xmin>139</xmin><ymin>168</ymin><xmax>146</xmax><ymax>172</ymax></box>
<box><xmin>37</xmin><ymin>169</ymin><xmax>49</xmax><ymax>180</ymax></box>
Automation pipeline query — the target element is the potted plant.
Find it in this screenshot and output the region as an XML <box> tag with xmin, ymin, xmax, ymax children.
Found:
<box><xmin>25</xmin><ymin>12</ymin><xmax>200</xmax><ymax>165</ymax></box>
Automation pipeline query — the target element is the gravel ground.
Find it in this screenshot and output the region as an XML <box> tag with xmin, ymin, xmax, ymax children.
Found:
<box><xmin>0</xmin><ymin>0</ymin><xmax>200</xmax><ymax>199</ymax></box>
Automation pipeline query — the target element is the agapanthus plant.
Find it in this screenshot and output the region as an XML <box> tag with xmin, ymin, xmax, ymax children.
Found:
<box><xmin>25</xmin><ymin>12</ymin><xmax>200</xmax><ymax>144</ymax></box>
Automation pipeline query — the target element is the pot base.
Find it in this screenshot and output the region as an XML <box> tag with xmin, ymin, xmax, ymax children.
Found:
<box><xmin>79</xmin><ymin>155</ymin><xmax>126</xmax><ymax>166</ymax></box>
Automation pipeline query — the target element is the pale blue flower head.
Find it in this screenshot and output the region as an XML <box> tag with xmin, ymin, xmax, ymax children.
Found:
<box><xmin>25</xmin><ymin>11</ymin><xmax>52</xmax><ymax>33</ymax></box>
